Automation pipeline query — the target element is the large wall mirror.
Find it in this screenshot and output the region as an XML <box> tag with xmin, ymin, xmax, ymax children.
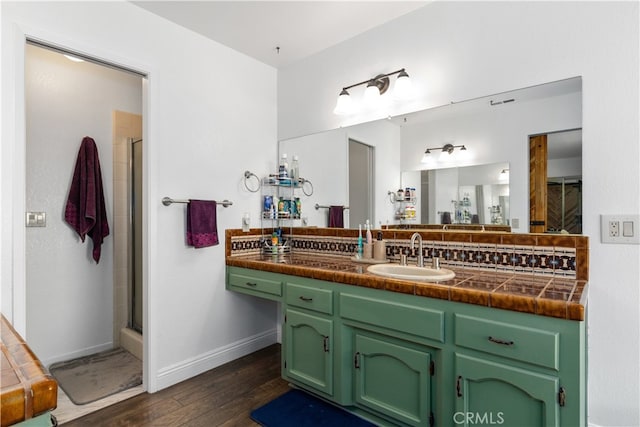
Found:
<box><xmin>279</xmin><ymin>76</ymin><xmax>582</xmax><ymax>233</ymax></box>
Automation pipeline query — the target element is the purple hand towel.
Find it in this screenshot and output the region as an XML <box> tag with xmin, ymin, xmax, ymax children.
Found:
<box><xmin>64</xmin><ymin>136</ymin><xmax>110</xmax><ymax>263</ymax></box>
<box><xmin>328</xmin><ymin>206</ymin><xmax>344</xmax><ymax>228</ymax></box>
<box><xmin>187</xmin><ymin>200</ymin><xmax>219</xmax><ymax>248</ymax></box>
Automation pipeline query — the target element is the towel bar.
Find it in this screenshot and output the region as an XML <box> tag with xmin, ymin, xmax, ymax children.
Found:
<box><xmin>162</xmin><ymin>197</ymin><xmax>233</xmax><ymax>207</ymax></box>
<box><xmin>315</xmin><ymin>204</ymin><xmax>349</xmax><ymax>210</ymax></box>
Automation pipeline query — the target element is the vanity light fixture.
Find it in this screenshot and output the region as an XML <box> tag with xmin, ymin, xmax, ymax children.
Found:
<box><xmin>333</xmin><ymin>68</ymin><xmax>412</xmax><ymax>115</ymax></box>
<box><xmin>421</xmin><ymin>143</ymin><xmax>467</xmax><ymax>163</ymax></box>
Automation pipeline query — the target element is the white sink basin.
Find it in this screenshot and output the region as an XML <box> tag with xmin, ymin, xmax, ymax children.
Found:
<box><xmin>367</xmin><ymin>263</ymin><xmax>455</xmax><ymax>282</ymax></box>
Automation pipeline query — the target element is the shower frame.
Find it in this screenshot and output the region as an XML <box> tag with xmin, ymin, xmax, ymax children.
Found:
<box><xmin>129</xmin><ymin>138</ymin><xmax>143</xmax><ymax>334</ymax></box>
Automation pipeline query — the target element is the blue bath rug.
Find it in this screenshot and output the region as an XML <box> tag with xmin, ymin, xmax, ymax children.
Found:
<box><xmin>250</xmin><ymin>389</ymin><xmax>376</xmax><ymax>427</ymax></box>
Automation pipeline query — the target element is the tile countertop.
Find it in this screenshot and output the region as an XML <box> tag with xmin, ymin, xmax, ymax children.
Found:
<box><xmin>226</xmin><ymin>253</ymin><xmax>588</xmax><ymax>321</ymax></box>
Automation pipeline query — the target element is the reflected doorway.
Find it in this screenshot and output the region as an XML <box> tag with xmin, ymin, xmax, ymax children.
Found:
<box><xmin>349</xmin><ymin>139</ymin><xmax>374</xmax><ymax>229</ymax></box>
<box><xmin>529</xmin><ymin>129</ymin><xmax>582</xmax><ymax>233</ymax></box>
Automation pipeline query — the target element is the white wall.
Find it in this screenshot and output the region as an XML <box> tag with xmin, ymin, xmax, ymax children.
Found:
<box><xmin>2</xmin><ymin>1</ymin><xmax>279</xmax><ymax>392</ymax></box>
<box><xmin>278</xmin><ymin>2</ymin><xmax>639</xmax><ymax>425</ymax></box>
<box><xmin>24</xmin><ymin>44</ymin><xmax>142</xmax><ymax>365</ymax></box>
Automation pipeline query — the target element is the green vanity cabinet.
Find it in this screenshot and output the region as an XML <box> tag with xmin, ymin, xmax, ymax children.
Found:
<box><xmin>226</xmin><ymin>266</ymin><xmax>283</xmax><ymax>301</ymax></box>
<box><xmin>452</xmin><ymin>307</ymin><xmax>586</xmax><ymax>427</ymax></box>
<box><xmin>353</xmin><ymin>331</ymin><xmax>434</xmax><ymax>427</ymax></box>
<box><xmin>283</xmin><ymin>308</ymin><xmax>334</xmax><ymax>396</ymax></box>
<box><xmin>340</xmin><ymin>291</ymin><xmax>443</xmax><ymax>426</ymax></box>
<box><xmin>282</xmin><ymin>279</ymin><xmax>335</xmax><ymax>398</ymax></box>
<box><xmin>225</xmin><ymin>266</ymin><xmax>586</xmax><ymax>427</ymax></box>
<box><xmin>454</xmin><ymin>353</ymin><xmax>559</xmax><ymax>427</ymax></box>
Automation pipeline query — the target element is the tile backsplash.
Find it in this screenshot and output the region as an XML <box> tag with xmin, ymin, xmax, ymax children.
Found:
<box><xmin>226</xmin><ymin>228</ymin><xmax>588</xmax><ymax>280</ymax></box>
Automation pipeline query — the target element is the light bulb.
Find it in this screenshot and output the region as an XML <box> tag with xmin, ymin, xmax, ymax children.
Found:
<box><xmin>363</xmin><ymin>81</ymin><xmax>381</xmax><ymax>105</ymax></box>
<box><xmin>333</xmin><ymin>89</ymin><xmax>352</xmax><ymax>115</ymax></box>
<box><xmin>394</xmin><ymin>70</ymin><xmax>412</xmax><ymax>99</ymax></box>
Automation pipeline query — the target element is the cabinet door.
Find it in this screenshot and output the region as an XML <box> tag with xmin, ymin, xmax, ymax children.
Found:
<box><xmin>455</xmin><ymin>353</ymin><xmax>559</xmax><ymax>427</ymax></box>
<box><xmin>354</xmin><ymin>333</ymin><xmax>432</xmax><ymax>427</ymax></box>
<box><xmin>284</xmin><ymin>309</ymin><xmax>333</xmax><ymax>395</ymax></box>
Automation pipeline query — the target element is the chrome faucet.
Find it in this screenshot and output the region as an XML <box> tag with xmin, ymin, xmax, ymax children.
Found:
<box><xmin>443</xmin><ymin>224</ymin><xmax>449</xmax><ymax>230</ymax></box>
<box><xmin>410</xmin><ymin>232</ymin><xmax>424</xmax><ymax>267</ymax></box>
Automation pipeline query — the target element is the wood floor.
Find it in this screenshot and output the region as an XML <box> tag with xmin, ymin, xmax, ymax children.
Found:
<box><xmin>62</xmin><ymin>344</ymin><xmax>289</xmax><ymax>426</ymax></box>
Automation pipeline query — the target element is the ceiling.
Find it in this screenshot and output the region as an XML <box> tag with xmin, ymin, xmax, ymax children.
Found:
<box><xmin>131</xmin><ymin>1</ymin><xmax>430</xmax><ymax>68</ymax></box>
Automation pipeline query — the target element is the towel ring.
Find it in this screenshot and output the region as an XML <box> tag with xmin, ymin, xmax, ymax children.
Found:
<box><xmin>300</xmin><ymin>177</ymin><xmax>314</xmax><ymax>196</ymax></box>
<box><xmin>243</xmin><ymin>170</ymin><xmax>261</xmax><ymax>193</ymax></box>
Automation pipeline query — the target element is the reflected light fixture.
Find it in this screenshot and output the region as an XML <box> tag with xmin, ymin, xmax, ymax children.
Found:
<box><xmin>333</xmin><ymin>68</ymin><xmax>411</xmax><ymax>115</ymax></box>
<box><xmin>63</xmin><ymin>54</ymin><xmax>84</xmax><ymax>63</ymax></box>
<box><xmin>421</xmin><ymin>143</ymin><xmax>467</xmax><ymax>163</ymax></box>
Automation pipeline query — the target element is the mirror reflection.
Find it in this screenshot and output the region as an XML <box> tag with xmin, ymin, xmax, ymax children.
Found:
<box><xmin>400</xmin><ymin>162</ymin><xmax>510</xmax><ymax>226</ymax></box>
<box><xmin>279</xmin><ymin>77</ymin><xmax>582</xmax><ymax>233</ymax></box>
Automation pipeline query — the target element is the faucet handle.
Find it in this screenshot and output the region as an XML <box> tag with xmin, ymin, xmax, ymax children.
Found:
<box><xmin>432</xmin><ymin>257</ymin><xmax>440</xmax><ymax>270</ymax></box>
<box><xmin>400</xmin><ymin>254</ymin><xmax>408</xmax><ymax>266</ymax></box>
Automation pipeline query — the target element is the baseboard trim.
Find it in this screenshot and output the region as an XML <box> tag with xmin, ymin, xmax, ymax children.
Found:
<box><xmin>43</xmin><ymin>341</ymin><xmax>114</xmax><ymax>369</ymax></box>
<box><xmin>154</xmin><ymin>329</ymin><xmax>278</xmax><ymax>391</ymax></box>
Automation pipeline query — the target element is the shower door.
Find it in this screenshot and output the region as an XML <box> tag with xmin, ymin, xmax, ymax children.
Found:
<box><xmin>131</xmin><ymin>139</ymin><xmax>143</xmax><ymax>333</ymax></box>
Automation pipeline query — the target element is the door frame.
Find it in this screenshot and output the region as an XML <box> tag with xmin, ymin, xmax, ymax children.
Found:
<box><xmin>5</xmin><ymin>24</ymin><xmax>153</xmax><ymax>390</ymax></box>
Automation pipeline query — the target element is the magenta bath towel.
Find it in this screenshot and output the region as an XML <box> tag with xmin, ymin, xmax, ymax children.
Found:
<box><xmin>328</xmin><ymin>206</ymin><xmax>344</xmax><ymax>228</ymax></box>
<box><xmin>64</xmin><ymin>136</ymin><xmax>110</xmax><ymax>263</ymax></box>
<box><xmin>187</xmin><ymin>200</ymin><xmax>219</xmax><ymax>248</ymax></box>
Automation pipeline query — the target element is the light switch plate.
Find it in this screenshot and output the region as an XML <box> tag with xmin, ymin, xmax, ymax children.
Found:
<box><xmin>601</xmin><ymin>214</ymin><xmax>640</xmax><ymax>244</ymax></box>
<box><xmin>26</xmin><ymin>211</ymin><xmax>46</xmax><ymax>227</ymax></box>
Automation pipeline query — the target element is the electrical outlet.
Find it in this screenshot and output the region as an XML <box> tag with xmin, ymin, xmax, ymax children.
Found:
<box><xmin>601</xmin><ymin>215</ymin><xmax>640</xmax><ymax>244</ymax></box>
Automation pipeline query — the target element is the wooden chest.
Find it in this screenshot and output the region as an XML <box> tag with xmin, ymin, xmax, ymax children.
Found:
<box><xmin>1</xmin><ymin>315</ymin><xmax>57</xmax><ymax>427</ymax></box>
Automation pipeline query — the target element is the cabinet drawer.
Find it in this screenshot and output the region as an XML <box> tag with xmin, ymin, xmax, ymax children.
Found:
<box><xmin>228</xmin><ymin>271</ymin><xmax>282</xmax><ymax>299</ymax></box>
<box><xmin>454</xmin><ymin>314</ymin><xmax>559</xmax><ymax>370</ymax></box>
<box><xmin>340</xmin><ymin>293</ymin><xmax>444</xmax><ymax>342</ymax></box>
<box><xmin>285</xmin><ymin>283</ymin><xmax>333</xmax><ymax>315</ymax></box>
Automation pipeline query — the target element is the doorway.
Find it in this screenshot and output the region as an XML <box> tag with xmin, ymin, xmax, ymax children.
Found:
<box><xmin>349</xmin><ymin>139</ymin><xmax>374</xmax><ymax>229</ymax></box>
<box><xmin>529</xmin><ymin>129</ymin><xmax>582</xmax><ymax>233</ymax></box>
<box><xmin>25</xmin><ymin>41</ymin><xmax>144</xmax><ymax>365</ymax></box>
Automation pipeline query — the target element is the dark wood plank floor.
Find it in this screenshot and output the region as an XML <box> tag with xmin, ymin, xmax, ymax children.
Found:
<box><xmin>62</xmin><ymin>344</ymin><xmax>289</xmax><ymax>426</ymax></box>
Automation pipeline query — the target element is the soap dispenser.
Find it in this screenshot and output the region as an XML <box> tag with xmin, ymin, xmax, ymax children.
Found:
<box><xmin>374</xmin><ymin>231</ymin><xmax>387</xmax><ymax>261</ymax></box>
